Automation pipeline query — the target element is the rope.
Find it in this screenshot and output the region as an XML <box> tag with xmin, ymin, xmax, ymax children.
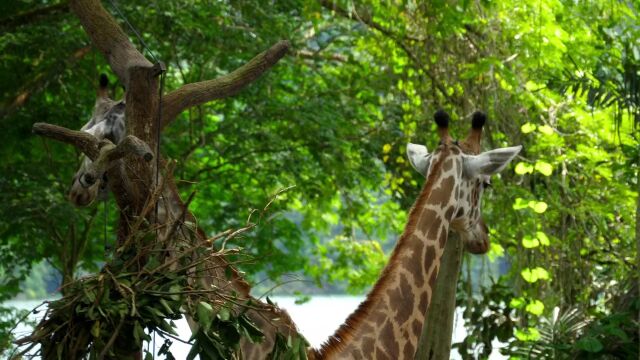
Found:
<box><xmin>104</xmin><ymin>193</ymin><xmax>109</xmax><ymax>256</ymax></box>
<box><xmin>106</xmin><ymin>0</ymin><xmax>160</xmax><ymax>64</ymax></box>
<box><xmin>155</xmin><ymin>68</ymin><xmax>166</xmax><ymax>227</ymax></box>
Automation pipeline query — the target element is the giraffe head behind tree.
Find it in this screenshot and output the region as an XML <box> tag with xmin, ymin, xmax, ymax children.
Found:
<box><xmin>314</xmin><ymin>110</ymin><xmax>520</xmax><ymax>360</ymax></box>
<box><xmin>68</xmin><ymin>74</ymin><xmax>126</xmax><ymax>206</ymax></box>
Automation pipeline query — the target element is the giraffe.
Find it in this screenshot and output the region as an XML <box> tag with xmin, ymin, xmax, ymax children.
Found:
<box><xmin>68</xmin><ymin>74</ymin><xmax>126</xmax><ymax>206</ymax></box>
<box><xmin>309</xmin><ymin>110</ymin><xmax>521</xmax><ymax>359</ymax></box>
<box><xmin>66</xmin><ymin>75</ymin><xmax>307</xmax><ymax>359</ymax></box>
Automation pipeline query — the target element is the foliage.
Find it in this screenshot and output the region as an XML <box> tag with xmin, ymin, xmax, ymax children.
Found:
<box><xmin>454</xmin><ymin>278</ymin><xmax>516</xmax><ymax>358</ymax></box>
<box><xmin>1</xmin><ymin>0</ymin><xmax>639</xmax><ymax>357</ymax></box>
<box><xmin>12</xmin><ymin>216</ymin><xmax>305</xmax><ymax>359</ymax></box>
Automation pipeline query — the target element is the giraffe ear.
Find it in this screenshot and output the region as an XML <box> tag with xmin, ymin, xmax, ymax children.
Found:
<box><xmin>463</xmin><ymin>145</ymin><xmax>522</xmax><ymax>176</ymax></box>
<box><xmin>407</xmin><ymin>143</ymin><xmax>431</xmax><ymax>176</ymax></box>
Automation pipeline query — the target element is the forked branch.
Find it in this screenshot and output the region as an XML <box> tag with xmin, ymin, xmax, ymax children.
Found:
<box><xmin>160</xmin><ymin>40</ymin><xmax>290</xmax><ymax>129</ymax></box>
<box><xmin>82</xmin><ymin>136</ymin><xmax>153</xmax><ymax>187</ymax></box>
<box><xmin>32</xmin><ymin>122</ymin><xmax>101</xmax><ymax>160</ymax></box>
<box><xmin>33</xmin><ymin>122</ymin><xmax>151</xmax><ymax>159</ymax></box>
<box><xmin>69</xmin><ymin>0</ymin><xmax>152</xmax><ymax>87</ymax></box>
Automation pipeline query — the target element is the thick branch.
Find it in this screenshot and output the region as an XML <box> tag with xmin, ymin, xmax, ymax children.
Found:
<box><xmin>32</xmin><ymin>122</ymin><xmax>100</xmax><ymax>160</ymax></box>
<box><xmin>106</xmin><ymin>136</ymin><xmax>153</xmax><ymax>163</ymax></box>
<box><xmin>32</xmin><ymin>122</ymin><xmax>152</xmax><ymax>180</ymax></box>
<box><xmin>83</xmin><ymin>136</ymin><xmax>153</xmax><ymax>186</ymax></box>
<box><xmin>69</xmin><ymin>0</ymin><xmax>151</xmax><ymax>86</ymax></box>
<box><xmin>160</xmin><ymin>40</ymin><xmax>290</xmax><ymax>128</ymax></box>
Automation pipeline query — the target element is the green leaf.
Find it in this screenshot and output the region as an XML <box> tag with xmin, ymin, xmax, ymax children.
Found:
<box><xmin>197</xmin><ymin>302</ymin><xmax>214</xmax><ymax>333</ymax></box>
<box><xmin>537</xmin><ymin>125</ymin><xmax>554</xmax><ymax>135</ymax></box>
<box><xmin>521</xmin><ymin>122</ymin><xmax>537</xmax><ymax>134</ymax></box>
<box><xmin>536</xmin><ymin>231</ymin><xmax>550</xmax><ymax>246</ymax></box>
<box><xmin>509</xmin><ymin>297</ymin><xmax>526</xmax><ymax>309</ymax></box>
<box><xmin>533</xmin><ymin>267</ymin><xmax>550</xmax><ymax>280</ymax></box>
<box><xmin>513</xmin><ymin>198</ymin><xmax>530</xmax><ymax>210</ymax></box>
<box><xmin>576</xmin><ymin>337</ymin><xmax>604</xmax><ymax>353</ymax></box>
<box><xmin>159</xmin><ymin>319</ymin><xmax>179</xmax><ymax>336</ymax></box>
<box><xmin>530</xmin><ymin>201</ymin><xmax>548</xmax><ymax>213</ymax></box>
<box><xmin>525</xmin><ymin>299</ymin><xmax>545</xmax><ymax>315</ymax></box>
<box><xmin>522</xmin><ymin>235</ymin><xmax>540</xmax><ymax>248</ymax></box>
<box><xmin>604</xmin><ymin>326</ymin><xmax>630</xmax><ymax>341</ymax></box>
<box><xmin>90</xmin><ymin>320</ymin><xmax>100</xmax><ymax>338</ymax></box>
<box><xmin>521</xmin><ymin>267</ymin><xmax>550</xmax><ymax>283</ymax></box>
<box><xmin>515</xmin><ymin>162</ymin><xmax>534</xmax><ymax>175</ymax></box>
<box><xmin>521</xmin><ymin>268</ymin><xmax>537</xmax><ymax>283</ymax></box>
<box><xmin>534</xmin><ymin>161</ymin><xmax>553</xmax><ymax>176</ymax></box>
<box><xmin>515</xmin><ymin>327</ymin><xmax>540</xmax><ymax>341</ymax></box>
<box><xmin>218</xmin><ymin>306</ymin><xmax>230</xmax><ymax>321</ymax></box>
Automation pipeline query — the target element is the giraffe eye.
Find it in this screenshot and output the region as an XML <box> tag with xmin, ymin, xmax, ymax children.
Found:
<box><xmin>482</xmin><ymin>181</ymin><xmax>492</xmax><ymax>189</ymax></box>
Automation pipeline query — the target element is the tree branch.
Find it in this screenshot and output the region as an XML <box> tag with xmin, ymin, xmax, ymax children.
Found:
<box><xmin>32</xmin><ymin>122</ymin><xmax>152</xmax><ymax>186</ymax></box>
<box><xmin>69</xmin><ymin>0</ymin><xmax>152</xmax><ymax>87</ymax></box>
<box><xmin>82</xmin><ymin>136</ymin><xmax>153</xmax><ymax>187</ymax></box>
<box><xmin>160</xmin><ymin>40</ymin><xmax>290</xmax><ymax>129</ymax></box>
<box><xmin>32</xmin><ymin>122</ymin><xmax>101</xmax><ymax>160</ymax></box>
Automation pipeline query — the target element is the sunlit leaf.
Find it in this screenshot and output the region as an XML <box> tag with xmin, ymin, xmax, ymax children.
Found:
<box><xmin>521</xmin><ymin>123</ymin><xmax>537</xmax><ymax>134</ymax></box>
<box><xmin>515</xmin><ymin>327</ymin><xmax>540</xmax><ymax>341</ymax></box>
<box><xmin>510</xmin><ymin>297</ymin><xmax>526</xmax><ymax>309</ymax></box>
<box><xmin>534</xmin><ymin>161</ymin><xmax>553</xmax><ymax>176</ymax></box>
<box><xmin>529</xmin><ymin>201</ymin><xmax>548</xmax><ymax>213</ymax></box>
<box><xmin>536</xmin><ymin>231</ymin><xmax>550</xmax><ymax>246</ymax></box>
<box><xmin>521</xmin><ymin>267</ymin><xmax>550</xmax><ymax>283</ymax></box>
<box><xmin>522</xmin><ymin>235</ymin><xmax>539</xmax><ymax>248</ymax></box>
<box><xmin>515</xmin><ymin>162</ymin><xmax>534</xmax><ymax>175</ymax></box>
<box><xmin>525</xmin><ymin>299</ymin><xmax>545</xmax><ymax>315</ymax></box>
<box><xmin>537</xmin><ymin>124</ymin><xmax>554</xmax><ymax>135</ymax></box>
<box><xmin>513</xmin><ymin>198</ymin><xmax>530</xmax><ymax>210</ymax></box>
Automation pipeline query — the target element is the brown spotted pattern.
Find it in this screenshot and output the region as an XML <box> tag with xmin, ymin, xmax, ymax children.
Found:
<box><xmin>311</xmin><ymin>136</ymin><xmax>510</xmax><ymax>359</ymax></box>
<box><xmin>313</xmin><ymin>146</ymin><xmax>463</xmax><ymax>359</ymax></box>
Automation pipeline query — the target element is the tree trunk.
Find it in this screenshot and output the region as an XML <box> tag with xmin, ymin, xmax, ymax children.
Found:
<box><xmin>415</xmin><ymin>232</ymin><xmax>464</xmax><ymax>360</ymax></box>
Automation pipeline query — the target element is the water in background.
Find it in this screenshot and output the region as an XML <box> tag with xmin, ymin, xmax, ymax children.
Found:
<box><xmin>7</xmin><ymin>296</ymin><xmax>505</xmax><ymax>359</ymax></box>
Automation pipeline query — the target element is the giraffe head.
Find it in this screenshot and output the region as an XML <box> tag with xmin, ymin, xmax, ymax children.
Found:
<box><xmin>407</xmin><ymin>110</ymin><xmax>521</xmax><ymax>254</ymax></box>
<box><xmin>68</xmin><ymin>75</ymin><xmax>126</xmax><ymax>207</ymax></box>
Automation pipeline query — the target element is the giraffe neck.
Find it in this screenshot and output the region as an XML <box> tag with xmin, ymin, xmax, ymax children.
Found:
<box><xmin>315</xmin><ymin>148</ymin><xmax>460</xmax><ymax>360</ymax></box>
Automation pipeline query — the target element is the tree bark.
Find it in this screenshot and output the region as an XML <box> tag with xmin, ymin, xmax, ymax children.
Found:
<box><xmin>69</xmin><ymin>0</ymin><xmax>151</xmax><ymax>87</ymax></box>
<box><xmin>415</xmin><ymin>232</ymin><xmax>464</xmax><ymax>360</ymax></box>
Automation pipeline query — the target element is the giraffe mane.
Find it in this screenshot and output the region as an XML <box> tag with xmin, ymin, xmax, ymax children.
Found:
<box><xmin>312</xmin><ymin>146</ymin><xmax>451</xmax><ymax>358</ymax></box>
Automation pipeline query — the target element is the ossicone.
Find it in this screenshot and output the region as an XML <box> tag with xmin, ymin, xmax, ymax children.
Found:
<box><xmin>434</xmin><ymin>109</ymin><xmax>450</xmax><ymax>128</ymax></box>
<box><xmin>471</xmin><ymin>111</ymin><xmax>486</xmax><ymax>129</ymax></box>
<box><xmin>99</xmin><ymin>74</ymin><xmax>109</xmax><ymax>88</ymax></box>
